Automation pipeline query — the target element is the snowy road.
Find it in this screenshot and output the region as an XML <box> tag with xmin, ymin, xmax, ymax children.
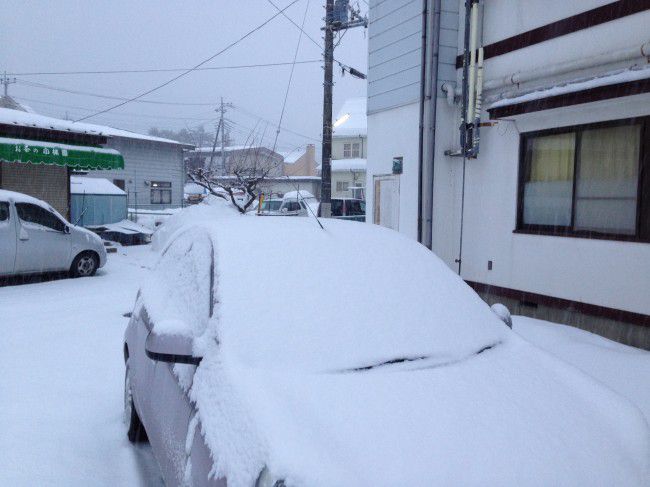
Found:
<box><xmin>0</xmin><ymin>246</ymin><xmax>163</xmax><ymax>486</ymax></box>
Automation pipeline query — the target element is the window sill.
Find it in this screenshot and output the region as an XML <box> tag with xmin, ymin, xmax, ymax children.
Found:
<box><xmin>513</xmin><ymin>228</ymin><xmax>650</xmax><ymax>244</ymax></box>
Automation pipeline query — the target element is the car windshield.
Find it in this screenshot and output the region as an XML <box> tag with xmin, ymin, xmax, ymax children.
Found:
<box><xmin>262</xmin><ymin>200</ymin><xmax>282</xmax><ymax>211</ymax></box>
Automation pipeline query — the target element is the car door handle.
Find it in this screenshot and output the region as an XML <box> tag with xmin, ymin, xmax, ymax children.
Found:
<box><xmin>19</xmin><ymin>227</ymin><xmax>29</xmax><ymax>240</ymax></box>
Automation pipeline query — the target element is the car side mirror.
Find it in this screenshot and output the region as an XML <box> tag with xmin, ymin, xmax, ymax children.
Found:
<box><xmin>491</xmin><ymin>303</ymin><xmax>513</xmax><ymax>329</ymax></box>
<box><xmin>145</xmin><ymin>329</ymin><xmax>202</xmax><ymax>365</ymax></box>
<box><xmin>280</xmin><ymin>207</ymin><xmax>288</xmax><ymax>213</ymax></box>
<box><xmin>63</xmin><ymin>225</ymin><xmax>70</xmax><ymax>234</ymax></box>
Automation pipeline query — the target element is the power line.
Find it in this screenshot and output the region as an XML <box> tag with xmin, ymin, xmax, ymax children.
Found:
<box><xmin>272</xmin><ymin>0</ymin><xmax>310</xmax><ymax>153</ymax></box>
<box><xmin>5</xmin><ymin>60</ymin><xmax>321</xmax><ymax>77</ymax></box>
<box><xmin>15</xmin><ymin>79</ymin><xmax>220</xmax><ymax>106</ymax></box>
<box><xmin>232</xmin><ymin>104</ymin><xmax>321</xmax><ymax>142</ymax></box>
<box><xmin>74</xmin><ymin>0</ymin><xmax>301</xmax><ymax>122</ymax></box>
<box><xmin>15</xmin><ymin>96</ymin><xmax>219</xmax><ymax>121</ymax></box>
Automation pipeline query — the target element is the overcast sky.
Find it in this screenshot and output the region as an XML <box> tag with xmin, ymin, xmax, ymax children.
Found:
<box><xmin>1</xmin><ymin>0</ymin><xmax>368</xmax><ymax>153</ymax></box>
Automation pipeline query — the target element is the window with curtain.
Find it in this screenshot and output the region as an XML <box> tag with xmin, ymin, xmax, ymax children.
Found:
<box><xmin>518</xmin><ymin>118</ymin><xmax>648</xmax><ymax>241</ymax></box>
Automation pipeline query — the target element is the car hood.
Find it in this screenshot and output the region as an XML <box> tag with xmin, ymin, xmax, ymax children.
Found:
<box><xmin>191</xmin><ymin>336</ymin><xmax>650</xmax><ymax>487</ymax></box>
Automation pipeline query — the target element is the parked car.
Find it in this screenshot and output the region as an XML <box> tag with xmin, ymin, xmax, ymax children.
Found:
<box><xmin>275</xmin><ymin>190</ymin><xmax>319</xmax><ymax>217</ymax></box>
<box><xmin>330</xmin><ymin>197</ymin><xmax>365</xmax><ymax>222</ymax></box>
<box><xmin>0</xmin><ymin>189</ymin><xmax>107</xmax><ymax>278</ymax></box>
<box><xmin>256</xmin><ymin>197</ymin><xmax>283</xmax><ymax>216</ymax></box>
<box><xmin>123</xmin><ymin>214</ymin><xmax>649</xmax><ymax>487</ymax></box>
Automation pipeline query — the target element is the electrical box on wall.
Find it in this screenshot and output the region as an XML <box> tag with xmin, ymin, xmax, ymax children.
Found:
<box><xmin>392</xmin><ymin>156</ymin><xmax>403</xmax><ymax>174</ymax></box>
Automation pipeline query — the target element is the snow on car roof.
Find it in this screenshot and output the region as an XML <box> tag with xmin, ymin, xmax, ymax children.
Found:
<box><xmin>282</xmin><ymin>190</ymin><xmax>315</xmax><ymax>200</ymax></box>
<box><xmin>0</xmin><ymin>188</ymin><xmax>67</xmax><ymax>220</ymax></box>
<box><xmin>146</xmin><ymin>205</ymin><xmax>650</xmax><ymax>486</ymax></box>
<box><xmin>70</xmin><ymin>176</ymin><xmax>126</xmax><ymax>195</ymax></box>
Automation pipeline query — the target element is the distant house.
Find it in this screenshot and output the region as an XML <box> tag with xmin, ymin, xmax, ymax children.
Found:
<box><xmin>187</xmin><ymin>145</ymin><xmax>284</xmax><ymax>177</ymax></box>
<box><xmin>70</xmin><ymin>176</ymin><xmax>126</xmax><ymax>226</ymax></box>
<box><xmin>281</xmin><ymin>144</ymin><xmax>317</xmax><ymax>176</ymax></box>
<box><xmin>322</xmin><ymin>97</ymin><xmax>367</xmax><ymax>198</ymax></box>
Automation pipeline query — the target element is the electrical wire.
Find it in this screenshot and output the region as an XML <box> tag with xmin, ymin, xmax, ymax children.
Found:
<box><xmin>5</xmin><ymin>60</ymin><xmax>321</xmax><ymax>77</ymax></box>
<box><xmin>73</xmin><ymin>0</ymin><xmax>300</xmax><ymax>122</ymax></box>
<box><xmin>272</xmin><ymin>0</ymin><xmax>310</xmax><ymax>153</ymax></box>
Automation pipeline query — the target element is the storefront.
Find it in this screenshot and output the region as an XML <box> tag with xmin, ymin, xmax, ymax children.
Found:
<box><xmin>0</xmin><ymin>136</ymin><xmax>124</xmax><ymax>220</ymax></box>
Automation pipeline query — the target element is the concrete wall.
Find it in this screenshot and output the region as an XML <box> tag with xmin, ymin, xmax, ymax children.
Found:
<box><xmin>86</xmin><ymin>138</ymin><xmax>185</xmax><ymax>210</ymax></box>
<box><xmin>0</xmin><ymin>162</ymin><xmax>69</xmax><ymax>218</ymax></box>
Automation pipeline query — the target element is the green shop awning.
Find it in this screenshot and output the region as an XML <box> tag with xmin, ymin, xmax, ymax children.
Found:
<box><xmin>0</xmin><ymin>137</ymin><xmax>124</xmax><ymax>170</ymax></box>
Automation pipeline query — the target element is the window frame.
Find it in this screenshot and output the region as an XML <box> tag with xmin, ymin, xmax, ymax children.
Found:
<box><xmin>516</xmin><ymin>116</ymin><xmax>649</xmax><ymax>243</ymax></box>
<box><xmin>0</xmin><ymin>201</ymin><xmax>9</xmax><ymax>222</ymax></box>
<box><xmin>351</xmin><ymin>142</ymin><xmax>361</xmax><ymax>158</ymax></box>
<box><xmin>343</xmin><ymin>143</ymin><xmax>351</xmax><ymax>158</ymax></box>
<box><xmin>150</xmin><ymin>181</ymin><xmax>172</xmax><ymax>205</ymax></box>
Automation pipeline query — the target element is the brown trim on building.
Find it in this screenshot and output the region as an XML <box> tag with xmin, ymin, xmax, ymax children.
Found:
<box><xmin>488</xmin><ymin>78</ymin><xmax>650</xmax><ymax>119</ymax></box>
<box><xmin>0</xmin><ymin>124</ymin><xmax>107</xmax><ymax>146</ymax></box>
<box><xmin>466</xmin><ymin>280</ymin><xmax>650</xmax><ymax>328</ymax></box>
<box><xmin>455</xmin><ymin>0</ymin><xmax>650</xmax><ymax>69</ymax></box>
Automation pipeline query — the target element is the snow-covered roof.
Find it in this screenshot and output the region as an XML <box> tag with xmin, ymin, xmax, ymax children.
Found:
<box><xmin>88</xmin><ymin>219</ymin><xmax>153</xmax><ymax>235</ymax></box>
<box><xmin>70</xmin><ymin>176</ymin><xmax>126</xmax><ymax>196</ymax></box>
<box><xmin>489</xmin><ymin>65</ymin><xmax>650</xmax><ymax>110</ymax></box>
<box><xmin>333</xmin><ymin>97</ymin><xmax>367</xmax><ymax>137</ymax></box>
<box><xmin>329</xmin><ymin>158</ymin><xmax>366</xmax><ymax>172</ymax></box>
<box><xmin>193</xmin><ymin>145</ymin><xmax>269</xmax><ymax>154</ymax></box>
<box><xmin>279</xmin><ymin>147</ymin><xmax>305</xmax><ymax>164</ymax></box>
<box><xmin>0</xmin><ymin>107</ymin><xmax>188</xmax><ymax>146</ymax></box>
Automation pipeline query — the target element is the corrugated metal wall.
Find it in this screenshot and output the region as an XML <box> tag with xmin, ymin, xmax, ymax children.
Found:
<box><xmin>368</xmin><ymin>0</ymin><xmax>423</xmax><ymax>114</ymax></box>
<box><xmin>85</xmin><ymin>138</ymin><xmax>185</xmax><ymax>209</ymax></box>
<box><xmin>368</xmin><ymin>0</ymin><xmax>459</xmax><ymax>114</ymax></box>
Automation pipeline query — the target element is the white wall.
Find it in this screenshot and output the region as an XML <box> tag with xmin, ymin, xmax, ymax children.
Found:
<box><xmin>332</xmin><ymin>135</ymin><xmax>367</xmax><ymax>159</ymax></box>
<box><xmin>366</xmin><ymin>102</ymin><xmax>420</xmax><ymax>239</ymax></box>
<box><xmin>332</xmin><ymin>170</ymin><xmax>365</xmax><ymax>198</ymax></box>
<box><xmin>441</xmin><ymin>93</ymin><xmax>650</xmax><ymax>316</ymax></box>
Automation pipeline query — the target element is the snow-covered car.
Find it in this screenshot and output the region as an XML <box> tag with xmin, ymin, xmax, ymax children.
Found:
<box><xmin>123</xmin><ymin>216</ymin><xmax>650</xmax><ymax>487</ymax></box>
<box><xmin>256</xmin><ymin>197</ymin><xmax>283</xmax><ymax>216</ymax></box>
<box><xmin>0</xmin><ymin>189</ymin><xmax>107</xmax><ymax>278</ymax></box>
<box><xmin>276</xmin><ymin>190</ymin><xmax>319</xmax><ymax>217</ymax></box>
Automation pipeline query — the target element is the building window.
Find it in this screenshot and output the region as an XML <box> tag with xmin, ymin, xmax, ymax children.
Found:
<box><xmin>150</xmin><ymin>181</ymin><xmax>172</xmax><ymax>205</ymax></box>
<box><xmin>352</xmin><ymin>142</ymin><xmax>360</xmax><ymax>158</ymax></box>
<box><xmin>343</xmin><ymin>143</ymin><xmax>351</xmax><ymax>158</ymax></box>
<box><xmin>517</xmin><ymin>117</ymin><xmax>649</xmax><ymax>241</ymax></box>
<box><xmin>113</xmin><ymin>179</ymin><xmax>125</xmax><ymax>191</ymax></box>
<box><xmin>336</xmin><ymin>181</ymin><xmax>349</xmax><ymax>192</ymax></box>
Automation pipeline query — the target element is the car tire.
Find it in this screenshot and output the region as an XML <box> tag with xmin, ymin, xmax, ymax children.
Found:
<box><xmin>70</xmin><ymin>251</ymin><xmax>98</xmax><ymax>278</ymax></box>
<box><xmin>124</xmin><ymin>362</ymin><xmax>148</xmax><ymax>443</ymax></box>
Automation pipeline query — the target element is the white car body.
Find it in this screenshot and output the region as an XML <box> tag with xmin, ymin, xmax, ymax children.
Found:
<box><xmin>124</xmin><ymin>209</ymin><xmax>649</xmax><ymax>487</ymax></box>
<box><xmin>0</xmin><ymin>189</ymin><xmax>106</xmax><ymax>277</ymax></box>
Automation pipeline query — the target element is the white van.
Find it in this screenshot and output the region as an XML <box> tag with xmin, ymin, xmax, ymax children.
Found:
<box><xmin>0</xmin><ymin>189</ymin><xmax>107</xmax><ymax>278</ymax></box>
<box><xmin>278</xmin><ymin>190</ymin><xmax>319</xmax><ymax>216</ymax></box>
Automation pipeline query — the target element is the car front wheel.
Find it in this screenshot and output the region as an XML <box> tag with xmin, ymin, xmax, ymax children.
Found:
<box><xmin>124</xmin><ymin>362</ymin><xmax>148</xmax><ymax>443</ymax></box>
<box><xmin>70</xmin><ymin>252</ymin><xmax>98</xmax><ymax>278</ymax></box>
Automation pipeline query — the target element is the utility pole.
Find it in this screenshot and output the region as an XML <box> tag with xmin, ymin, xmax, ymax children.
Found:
<box><xmin>320</xmin><ymin>0</ymin><xmax>367</xmax><ymax>218</ymax></box>
<box><xmin>321</xmin><ymin>0</ymin><xmax>335</xmax><ymax>218</ymax></box>
<box><xmin>1</xmin><ymin>72</ymin><xmax>17</xmax><ymax>98</ymax></box>
<box><xmin>215</xmin><ymin>97</ymin><xmax>233</xmax><ymax>176</ymax></box>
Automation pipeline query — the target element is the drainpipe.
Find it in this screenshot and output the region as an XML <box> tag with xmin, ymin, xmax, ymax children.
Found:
<box><xmin>417</xmin><ymin>0</ymin><xmax>442</xmax><ymax>248</ymax></box>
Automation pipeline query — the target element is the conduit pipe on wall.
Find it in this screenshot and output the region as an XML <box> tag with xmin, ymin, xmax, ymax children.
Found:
<box><xmin>456</xmin><ymin>40</ymin><xmax>650</xmax><ymax>98</ymax></box>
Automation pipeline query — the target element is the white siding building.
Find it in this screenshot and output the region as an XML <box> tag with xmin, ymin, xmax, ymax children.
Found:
<box><xmin>366</xmin><ymin>0</ymin><xmax>650</xmax><ymax>348</ymax></box>
<box><xmin>331</xmin><ymin>97</ymin><xmax>367</xmax><ymax>198</ymax></box>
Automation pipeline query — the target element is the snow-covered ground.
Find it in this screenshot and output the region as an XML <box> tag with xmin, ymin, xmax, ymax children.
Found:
<box><xmin>514</xmin><ymin>316</ymin><xmax>650</xmax><ymax>422</ymax></box>
<box><xmin>0</xmin><ymin>246</ymin><xmax>163</xmax><ymax>486</ymax></box>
